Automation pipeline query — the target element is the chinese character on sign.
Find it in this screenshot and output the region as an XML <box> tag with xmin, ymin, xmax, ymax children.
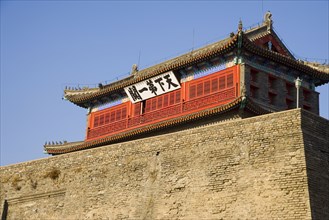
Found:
<box><xmin>127</xmin><ymin>86</ymin><xmax>142</xmax><ymax>102</ymax></box>
<box><xmin>154</xmin><ymin>77</ymin><xmax>165</xmax><ymax>92</ymax></box>
<box><xmin>124</xmin><ymin>71</ymin><xmax>181</xmax><ymax>103</ymax></box>
<box><xmin>146</xmin><ymin>80</ymin><xmax>158</xmax><ymax>95</ymax></box>
<box><xmin>138</xmin><ymin>87</ymin><xmax>148</xmax><ymax>93</ymax></box>
<box><xmin>164</xmin><ymin>74</ymin><xmax>179</xmax><ymax>89</ymax></box>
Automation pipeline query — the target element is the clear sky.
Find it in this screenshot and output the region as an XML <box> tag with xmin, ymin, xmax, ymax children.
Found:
<box><xmin>1</xmin><ymin>1</ymin><xmax>328</xmax><ymax>166</ymax></box>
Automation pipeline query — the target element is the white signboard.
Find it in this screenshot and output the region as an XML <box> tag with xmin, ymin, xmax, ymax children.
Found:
<box><xmin>124</xmin><ymin>71</ymin><xmax>181</xmax><ymax>103</ymax></box>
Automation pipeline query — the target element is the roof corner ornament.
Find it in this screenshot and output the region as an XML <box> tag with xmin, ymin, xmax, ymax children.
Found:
<box><xmin>235</xmin><ymin>19</ymin><xmax>243</xmax><ymax>64</ymax></box>
<box><xmin>239</xmin><ymin>95</ymin><xmax>248</xmax><ymax>110</ymax></box>
<box><xmin>264</xmin><ymin>11</ymin><xmax>273</xmax><ymax>32</ymax></box>
<box><xmin>131</xmin><ymin>64</ymin><xmax>139</xmax><ymax>75</ymax></box>
<box><xmin>238</xmin><ymin>19</ymin><xmax>243</xmax><ymax>33</ymax></box>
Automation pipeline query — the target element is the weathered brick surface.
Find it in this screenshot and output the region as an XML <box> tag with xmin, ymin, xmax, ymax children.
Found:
<box><xmin>301</xmin><ymin>110</ymin><xmax>329</xmax><ymax>219</ymax></box>
<box><xmin>1</xmin><ymin>109</ymin><xmax>328</xmax><ymax>219</ymax></box>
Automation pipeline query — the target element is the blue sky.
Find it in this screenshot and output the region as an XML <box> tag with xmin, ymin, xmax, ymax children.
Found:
<box><xmin>1</xmin><ymin>1</ymin><xmax>328</xmax><ymax>166</ymax></box>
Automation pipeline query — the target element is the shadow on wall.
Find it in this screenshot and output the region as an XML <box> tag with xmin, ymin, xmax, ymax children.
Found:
<box><xmin>1</xmin><ymin>200</ymin><xmax>8</xmax><ymax>220</ymax></box>
<box><xmin>302</xmin><ymin>110</ymin><xmax>329</xmax><ymax>219</ymax></box>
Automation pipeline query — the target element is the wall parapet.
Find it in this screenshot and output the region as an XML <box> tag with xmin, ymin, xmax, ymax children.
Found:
<box><xmin>1</xmin><ymin>109</ymin><xmax>328</xmax><ymax>219</ymax></box>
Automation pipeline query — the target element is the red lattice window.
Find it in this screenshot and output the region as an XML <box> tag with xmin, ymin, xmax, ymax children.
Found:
<box><xmin>151</xmin><ymin>99</ymin><xmax>157</xmax><ymax>110</ymax></box>
<box><xmin>99</xmin><ymin>115</ymin><xmax>104</xmax><ymax>125</ymax></box>
<box><xmin>190</xmin><ymin>85</ymin><xmax>196</xmax><ymax>99</ymax></box>
<box><xmin>196</xmin><ymin>83</ymin><xmax>203</xmax><ymax>97</ymax></box>
<box><xmin>227</xmin><ymin>74</ymin><xmax>233</xmax><ymax>87</ymax></box>
<box><xmin>169</xmin><ymin>92</ymin><xmax>175</xmax><ymax>105</ymax></box>
<box><xmin>219</xmin><ymin>76</ymin><xmax>226</xmax><ymax>90</ymax></box>
<box><xmin>105</xmin><ymin>114</ymin><xmax>110</xmax><ymax>124</ymax></box>
<box><xmin>110</xmin><ymin>111</ymin><xmax>115</xmax><ymax>122</ymax></box>
<box><xmin>188</xmin><ymin>71</ymin><xmax>235</xmax><ymax>100</ymax></box>
<box><xmin>133</xmin><ymin>103</ymin><xmax>141</xmax><ymax>116</ymax></box>
<box><xmin>175</xmin><ymin>92</ymin><xmax>180</xmax><ymax>103</ymax></box>
<box><xmin>122</xmin><ymin>108</ymin><xmax>127</xmax><ymax>118</ymax></box>
<box><xmin>211</xmin><ymin>78</ymin><xmax>218</xmax><ymax>92</ymax></box>
<box><xmin>204</xmin><ymin>80</ymin><xmax>211</xmax><ymax>95</ymax></box>
<box><xmin>115</xmin><ymin>109</ymin><xmax>121</xmax><ymax>121</ymax></box>
<box><xmin>163</xmin><ymin>95</ymin><xmax>169</xmax><ymax>108</ymax></box>
<box><xmin>92</xmin><ymin>104</ymin><xmax>128</xmax><ymax>128</ymax></box>
<box><xmin>157</xmin><ymin>96</ymin><xmax>163</xmax><ymax>109</ymax></box>
<box><xmin>145</xmin><ymin>90</ymin><xmax>181</xmax><ymax>113</ymax></box>
<box><xmin>94</xmin><ymin>117</ymin><xmax>99</xmax><ymax>127</ymax></box>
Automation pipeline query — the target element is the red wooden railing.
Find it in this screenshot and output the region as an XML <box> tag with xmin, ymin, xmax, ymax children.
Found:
<box><xmin>183</xmin><ymin>87</ymin><xmax>235</xmax><ymax>112</ymax></box>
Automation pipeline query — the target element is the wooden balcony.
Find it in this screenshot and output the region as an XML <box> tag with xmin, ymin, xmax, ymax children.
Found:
<box><xmin>86</xmin><ymin>87</ymin><xmax>237</xmax><ymax>140</ymax></box>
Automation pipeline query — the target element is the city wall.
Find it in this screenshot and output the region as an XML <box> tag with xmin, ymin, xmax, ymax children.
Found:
<box><xmin>1</xmin><ymin>109</ymin><xmax>328</xmax><ymax>219</ymax></box>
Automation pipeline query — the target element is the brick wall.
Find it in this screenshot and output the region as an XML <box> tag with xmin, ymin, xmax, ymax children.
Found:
<box><xmin>301</xmin><ymin>110</ymin><xmax>329</xmax><ymax>219</ymax></box>
<box><xmin>1</xmin><ymin>109</ymin><xmax>328</xmax><ymax>219</ymax></box>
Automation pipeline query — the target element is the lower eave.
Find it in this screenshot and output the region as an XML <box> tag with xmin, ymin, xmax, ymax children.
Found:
<box><xmin>45</xmin><ymin>96</ymin><xmax>270</xmax><ymax>155</ymax></box>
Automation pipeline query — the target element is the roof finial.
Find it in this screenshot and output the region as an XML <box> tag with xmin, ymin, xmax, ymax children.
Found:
<box><xmin>238</xmin><ymin>18</ymin><xmax>243</xmax><ymax>32</ymax></box>
<box><xmin>131</xmin><ymin>64</ymin><xmax>139</xmax><ymax>75</ymax></box>
<box><xmin>264</xmin><ymin>11</ymin><xmax>273</xmax><ymax>32</ymax></box>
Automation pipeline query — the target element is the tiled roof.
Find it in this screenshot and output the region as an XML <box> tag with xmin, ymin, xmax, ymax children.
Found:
<box><xmin>242</xmin><ymin>35</ymin><xmax>329</xmax><ymax>85</ymax></box>
<box><xmin>64</xmin><ymin>35</ymin><xmax>238</xmax><ymax>108</ymax></box>
<box><xmin>43</xmin><ymin>141</ymin><xmax>84</xmax><ymax>152</ymax></box>
<box><xmin>64</xmin><ymin>23</ymin><xmax>329</xmax><ymax>108</ymax></box>
<box><xmin>244</xmin><ymin>24</ymin><xmax>294</xmax><ymax>58</ymax></box>
<box><xmin>301</xmin><ymin>61</ymin><xmax>329</xmax><ymax>74</ymax></box>
<box><xmin>44</xmin><ymin>96</ymin><xmax>271</xmax><ymax>155</ymax></box>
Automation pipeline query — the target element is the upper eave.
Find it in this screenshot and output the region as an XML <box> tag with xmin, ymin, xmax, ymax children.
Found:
<box><xmin>64</xmin><ymin>25</ymin><xmax>329</xmax><ymax>108</ymax></box>
<box><xmin>64</xmin><ymin>35</ymin><xmax>238</xmax><ymax>108</ymax></box>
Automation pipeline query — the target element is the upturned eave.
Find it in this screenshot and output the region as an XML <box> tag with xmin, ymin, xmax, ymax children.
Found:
<box><xmin>63</xmin><ymin>22</ymin><xmax>329</xmax><ymax>108</ymax></box>
<box><xmin>63</xmin><ymin>34</ymin><xmax>239</xmax><ymax>108</ymax></box>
